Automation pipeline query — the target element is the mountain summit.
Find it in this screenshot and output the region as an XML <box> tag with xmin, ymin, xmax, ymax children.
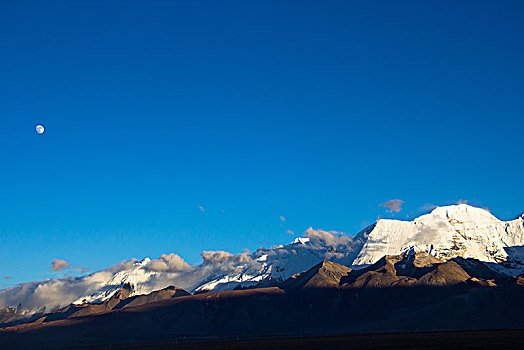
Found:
<box><xmin>353</xmin><ymin>204</ymin><xmax>524</xmax><ymax>267</ymax></box>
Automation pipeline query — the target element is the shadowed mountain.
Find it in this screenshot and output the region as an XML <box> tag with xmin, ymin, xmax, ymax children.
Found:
<box><xmin>234</xmin><ymin>260</ymin><xmax>351</xmax><ymax>292</ymax></box>
<box><xmin>341</xmin><ymin>252</ymin><xmax>473</xmax><ymax>288</ymax></box>
<box><xmin>452</xmin><ymin>256</ymin><xmax>506</xmax><ymax>280</ymax></box>
<box><xmin>282</xmin><ymin>260</ymin><xmax>352</xmax><ymax>290</ymax></box>
<box><xmin>0</xmin><ymin>307</ymin><xmax>18</xmax><ymax>326</ymax></box>
<box><xmin>234</xmin><ymin>276</ymin><xmax>283</xmax><ymax>290</ymax></box>
<box><xmin>113</xmin><ymin>285</ymin><xmax>189</xmax><ymax>309</ymax></box>
<box><xmin>0</xmin><ymin>307</ymin><xmax>46</xmax><ymax>328</ymax></box>
<box><xmin>34</xmin><ymin>284</ymin><xmax>189</xmax><ymax>323</ymax></box>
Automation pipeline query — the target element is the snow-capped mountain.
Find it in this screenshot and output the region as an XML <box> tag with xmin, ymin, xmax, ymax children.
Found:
<box><xmin>353</xmin><ymin>204</ymin><xmax>524</xmax><ymax>269</ymax></box>
<box><xmin>1</xmin><ymin>204</ymin><xmax>523</xmax><ymax>318</ymax></box>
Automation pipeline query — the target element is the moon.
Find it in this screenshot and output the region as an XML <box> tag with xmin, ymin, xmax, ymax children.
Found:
<box><xmin>36</xmin><ymin>125</ymin><xmax>45</xmax><ymax>134</ymax></box>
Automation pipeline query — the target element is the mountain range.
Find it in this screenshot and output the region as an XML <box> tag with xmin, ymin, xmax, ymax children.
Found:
<box><xmin>2</xmin><ymin>249</ymin><xmax>524</xmax><ymax>349</ymax></box>
<box><xmin>1</xmin><ymin>204</ymin><xmax>523</xmax><ymax>325</ymax></box>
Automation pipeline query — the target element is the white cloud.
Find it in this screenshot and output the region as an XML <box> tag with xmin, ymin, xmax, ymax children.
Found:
<box><xmin>105</xmin><ymin>258</ymin><xmax>139</xmax><ymax>273</ymax></box>
<box><xmin>199</xmin><ymin>250</ymin><xmax>262</xmax><ymax>276</ymax></box>
<box><xmin>201</xmin><ymin>250</ymin><xmax>236</xmax><ymax>265</ymax></box>
<box><xmin>0</xmin><ymin>269</ymin><xmax>116</xmax><ymax>311</ymax></box>
<box><xmin>145</xmin><ymin>253</ymin><xmax>191</xmax><ymax>272</ymax></box>
<box><xmin>304</xmin><ymin>227</ymin><xmax>355</xmax><ymax>248</ymax></box>
<box><xmin>413</xmin><ymin>221</ymin><xmax>449</xmax><ymax>244</ymax></box>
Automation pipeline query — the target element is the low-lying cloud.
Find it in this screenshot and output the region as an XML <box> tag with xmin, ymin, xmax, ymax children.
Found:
<box><xmin>200</xmin><ymin>250</ymin><xmax>262</xmax><ymax>277</ymax></box>
<box><xmin>413</xmin><ymin>221</ymin><xmax>449</xmax><ymax>245</ymax></box>
<box><xmin>145</xmin><ymin>253</ymin><xmax>192</xmax><ymax>272</ymax></box>
<box><xmin>105</xmin><ymin>259</ymin><xmax>139</xmax><ymax>273</ymax></box>
<box><xmin>304</xmin><ymin>227</ymin><xmax>355</xmax><ymax>248</ymax></box>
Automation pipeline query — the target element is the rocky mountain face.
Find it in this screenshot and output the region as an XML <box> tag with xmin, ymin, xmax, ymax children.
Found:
<box><xmin>1</xmin><ymin>204</ymin><xmax>523</xmax><ymax>322</ymax></box>
<box><xmin>281</xmin><ymin>260</ymin><xmax>352</xmax><ymax>290</ymax></box>
<box><xmin>341</xmin><ymin>251</ymin><xmax>499</xmax><ymax>288</ymax></box>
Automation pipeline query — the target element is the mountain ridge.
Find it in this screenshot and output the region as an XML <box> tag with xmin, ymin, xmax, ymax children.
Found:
<box><xmin>1</xmin><ymin>204</ymin><xmax>523</xmax><ymax>321</ymax></box>
<box><xmin>3</xmin><ymin>251</ymin><xmax>524</xmax><ymax>349</ymax></box>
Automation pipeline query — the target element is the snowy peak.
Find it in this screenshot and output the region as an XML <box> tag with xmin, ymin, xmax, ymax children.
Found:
<box><xmin>353</xmin><ymin>204</ymin><xmax>524</xmax><ymax>269</ymax></box>
<box><xmin>291</xmin><ymin>237</ymin><xmax>310</xmax><ymax>245</ymax></box>
<box><xmin>417</xmin><ymin>204</ymin><xmax>499</xmax><ymax>225</ymax></box>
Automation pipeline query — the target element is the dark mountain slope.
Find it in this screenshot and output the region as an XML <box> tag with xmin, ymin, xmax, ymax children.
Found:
<box><xmin>34</xmin><ymin>284</ymin><xmax>189</xmax><ymax>323</ymax></box>
<box><xmin>282</xmin><ymin>260</ymin><xmax>352</xmax><ymax>290</ymax></box>
<box><xmin>452</xmin><ymin>256</ymin><xmax>505</xmax><ymax>280</ymax></box>
<box><xmin>341</xmin><ymin>252</ymin><xmax>474</xmax><ymax>288</ymax></box>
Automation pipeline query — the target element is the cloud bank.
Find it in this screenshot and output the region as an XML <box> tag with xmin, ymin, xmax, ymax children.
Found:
<box><xmin>145</xmin><ymin>254</ymin><xmax>191</xmax><ymax>272</ymax></box>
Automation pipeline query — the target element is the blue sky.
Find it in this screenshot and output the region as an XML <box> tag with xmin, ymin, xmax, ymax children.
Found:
<box><xmin>1</xmin><ymin>1</ymin><xmax>523</xmax><ymax>286</ymax></box>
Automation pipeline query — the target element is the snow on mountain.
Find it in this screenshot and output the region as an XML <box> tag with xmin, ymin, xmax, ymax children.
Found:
<box><xmin>353</xmin><ymin>204</ymin><xmax>524</xmax><ymax>271</ymax></box>
<box><xmin>1</xmin><ymin>204</ymin><xmax>523</xmax><ymax>318</ymax></box>
<box><xmin>0</xmin><ymin>228</ymin><xmax>366</xmax><ymax>316</ymax></box>
<box><xmin>195</xmin><ymin>228</ymin><xmax>367</xmax><ymax>292</ymax></box>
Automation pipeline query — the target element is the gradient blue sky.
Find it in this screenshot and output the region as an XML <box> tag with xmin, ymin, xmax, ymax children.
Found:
<box><xmin>1</xmin><ymin>1</ymin><xmax>523</xmax><ymax>286</ymax></box>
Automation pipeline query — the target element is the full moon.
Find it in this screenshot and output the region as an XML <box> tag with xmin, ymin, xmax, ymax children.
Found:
<box><xmin>35</xmin><ymin>125</ymin><xmax>45</xmax><ymax>134</ymax></box>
